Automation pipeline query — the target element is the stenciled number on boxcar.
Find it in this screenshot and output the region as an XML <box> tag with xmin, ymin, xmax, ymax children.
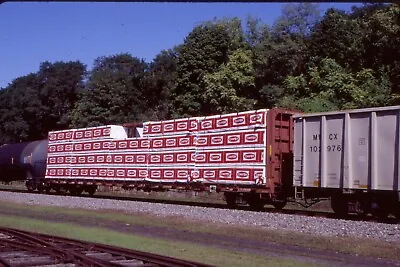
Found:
<box><xmin>309</xmin><ymin>145</ymin><xmax>342</xmax><ymax>153</ymax></box>
<box><xmin>309</xmin><ymin>132</ymin><xmax>341</xmax><ymax>153</ymax></box>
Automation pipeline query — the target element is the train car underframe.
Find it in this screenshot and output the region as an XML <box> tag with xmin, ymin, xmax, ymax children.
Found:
<box><xmin>297</xmin><ymin>187</ymin><xmax>400</xmax><ymax>219</ymax></box>
<box><xmin>24</xmin><ymin>176</ymin><xmax>288</xmax><ymax>209</ymax></box>
<box><xmin>25</xmin><ymin>177</ymin><xmax>98</xmax><ymax>196</ymax></box>
<box><xmin>23</xmin><ymin>177</ymin><xmax>400</xmax><ymax>219</ymax></box>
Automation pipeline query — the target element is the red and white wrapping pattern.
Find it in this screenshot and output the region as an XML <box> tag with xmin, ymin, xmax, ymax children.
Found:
<box><xmin>194</xmin><ymin>130</ymin><xmax>264</xmax><ymax>148</ymax></box>
<box><xmin>47</xmin><ymin>130</ymin><xmax>264</xmax><ymax>155</ymax></box>
<box><xmin>47</xmin><ymin>149</ymin><xmax>264</xmax><ymax>166</ymax></box>
<box><xmin>47</xmin><ymin>138</ymin><xmax>152</xmax><ymax>155</ymax></box>
<box><xmin>46</xmin><ymin>167</ymin><xmax>149</xmax><ymax>181</ymax></box>
<box><xmin>48</xmin><ymin>129</ymin><xmax>75</xmax><ymax>143</ymax></box>
<box><xmin>48</xmin><ymin>125</ymin><xmax>127</xmax><ymax>143</ymax></box>
<box><xmin>45</xmin><ymin>110</ymin><xmax>269</xmax><ymax>185</ymax></box>
<box><xmin>143</xmin><ymin>118</ymin><xmax>198</xmax><ymax>136</ymax></box>
<box><xmin>143</xmin><ymin>109</ymin><xmax>267</xmax><ymax>137</ymax></box>
<box><xmin>46</xmin><ymin>166</ymin><xmax>265</xmax><ymax>184</ymax></box>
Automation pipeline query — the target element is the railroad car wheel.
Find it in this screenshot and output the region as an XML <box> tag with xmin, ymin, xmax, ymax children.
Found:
<box><xmin>25</xmin><ymin>181</ymin><xmax>35</xmax><ymax>192</ymax></box>
<box><xmin>37</xmin><ymin>184</ymin><xmax>44</xmax><ymax>194</ymax></box>
<box><xmin>247</xmin><ymin>199</ymin><xmax>264</xmax><ymax>210</ymax></box>
<box><xmin>370</xmin><ymin>201</ymin><xmax>390</xmax><ymax>219</ymax></box>
<box><xmin>86</xmin><ymin>185</ymin><xmax>97</xmax><ymax>196</ymax></box>
<box><xmin>331</xmin><ymin>193</ymin><xmax>348</xmax><ymax>217</ymax></box>
<box><xmin>354</xmin><ymin>198</ymin><xmax>371</xmax><ymax>217</ymax></box>
<box><xmin>371</xmin><ymin>209</ymin><xmax>389</xmax><ymax>219</ymax></box>
<box><xmin>25</xmin><ymin>172</ymin><xmax>35</xmax><ymax>192</ymax></box>
<box><xmin>69</xmin><ymin>186</ymin><xmax>83</xmax><ymax>196</ymax></box>
<box><xmin>54</xmin><ymin>186</ymin><xmax>67</xmax><ymax>195</ymax></box>
<box><xmin>395</xmin><ymin>204</ymin><xmax>400</xmax><ymax>219</ymax></box>
<box><xmin>69</xmin><ymin>186</ymin><xmax>78</xmax><ymax>196</ymax></box>
<box><xmin>245</xmin><ymin>194</ymin><xmax>265</xmax><ymax>211</ymax></box>
<box><xmin>75</xmin><ymin>187</ymin><xmax>84</xmax><ymax>196</ymax></box>
<box><xmin>224</xmin><ymin>192</ymin><xmax>237</xmax><ymax>208</ymax></box>
<box><xmin>272</xmin><ymin>200</ymin><xmax>287</xmax><ymax>210</ymax></box>
<box><xmin>248</xmin><ymin>201</ymin><xmax>265</xmax><ymax>210</ymax></box>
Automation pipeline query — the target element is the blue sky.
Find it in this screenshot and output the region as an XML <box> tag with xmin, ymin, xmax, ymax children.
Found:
<box><xmin>0</xmin><ymin>2</ymin><xmax>361</xmax><ymax>88</ymax></box>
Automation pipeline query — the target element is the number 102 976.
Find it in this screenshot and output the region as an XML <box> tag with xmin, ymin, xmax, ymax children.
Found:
<box><xmin>309</xmin><ymin>145</ymin><xmax>342</xmax><ymax>152</ymax></box>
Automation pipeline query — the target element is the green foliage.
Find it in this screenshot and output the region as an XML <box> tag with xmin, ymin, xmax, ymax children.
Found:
<box><xmin>36</xmin><ymin>61</ymin><xmax>86</xmax><ymax>132</ymax></box>
<box><xmin>308</xmin><ymin>4</ymin><xmax>399</xmax><ymax>93</ymax></box>
<box><xmin>70</xmin><ymin>54</ymin><xmax>148</xmax><ymax>128</ymax></box>
<box><xmin>245</xmin><ymin>16</ymin><xmax>265</xmax><ymax>49</ymax></box>
<box><xmin>143</xmin><ymin>48</ymin><xmax>178</xmax><ymax>120</ymax></box>
<box><xmin>362</xmin><ymin>4</ymin><xmax>400</xmax><ymax>93</ymax></box>
<box><xmin>203</xmin><ymin>49</ymin><xmax>256</xmax><ymax>114</ymax></box>
<box><xmin>0</xmin><ymin>75</ymin><xmax>39</xmax><ymax>143</ymax></box>
<box><xmin>273</xmin><ymin>3</ymin><xmax>321</xmax><ymax>37</ymax></box>
<box><xmin>307</xmin><ymin>8</ymin><xmax>366</xmax><ymax>70</ymax></box>
<box><xmin>278</xmin><ymin>94</ymin><xmax>338</xmax><ymax>113</ymax></box>
<box><xmin>0</xmin><ymin>61</ymin><xmax>86</xmax><ymax>143</ymax></box>
<box><xmin>173</xmin><ymin>22</ymin><xmax>230</xmax><ymax>117</ymax></box>
<box><xmin>173</xmin><ymin>17</ymin><xmax>248</xmax><ymax>117</ymax></box>
<box><xmin>257</xmin><ymin>84</ymin><xmax>285</xmax><ymax>109</ymax></box>
<box><xmin>279</xmin><ymin>58</ymin><xmax>392</xmax><ymax>112</ymax></box>
<box><xmin>252</xmin><ymin>3</ymin><xmax>321</xmax><ymax>93</ymax></box>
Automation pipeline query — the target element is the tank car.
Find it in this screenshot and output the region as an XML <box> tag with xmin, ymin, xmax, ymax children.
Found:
<box><xmin>0</xmin><ymin>140</ymin><xmax>48</xmax><ymax>190</ymax></box>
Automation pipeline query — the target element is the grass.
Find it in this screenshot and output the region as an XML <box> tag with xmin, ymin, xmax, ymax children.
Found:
<box><xmin>0</xmin><ymin>200</ymin><xmax>399</xmax><ymax>262</ymax></box>
<box><xmin>0</xmin><ymin>214</ymin><xmax>319</xmax><ymax>267</ymax></box>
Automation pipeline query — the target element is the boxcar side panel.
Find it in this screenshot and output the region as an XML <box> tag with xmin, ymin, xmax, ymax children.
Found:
<box><xmin>294</xmin><ymin>106</ymin><xmax>400</xmax><ymax>192</ymax></box>
<box><xmin>348</xmin><ymin>113</ymin><xmax>370</xmax><ymax>189</ymax></box>
<box><xmin>373</xmin><ymin>110</ymin><xmax>398</xmax><ymax>190</ymax></box>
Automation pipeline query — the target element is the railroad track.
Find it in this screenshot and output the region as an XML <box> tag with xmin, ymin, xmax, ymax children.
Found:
<box><xmin>0</xmin><ymin>227</ymin><xmax>213</xmax><ymax>267</ymax></box>
<box><xmin>0</xmin><ymin>187</ymin><xmax>398</xmax><ymax>225</ymax></box>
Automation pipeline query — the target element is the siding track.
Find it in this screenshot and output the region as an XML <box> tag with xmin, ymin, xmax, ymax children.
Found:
<box><xmin>0</xmin><ymin>227</ymin><xmax>213</xmax><ymax>267</ymax></box>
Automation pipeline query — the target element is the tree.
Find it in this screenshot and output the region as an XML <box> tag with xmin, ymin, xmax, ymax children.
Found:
<box><xmin>143</xmin><ymin>48</ymin><xmax>178</xmax><ymax>120</ymax></box>
<box><xmin>349</xmin><ymin>3</ymin><xmax>389</xmax><ymax>19</ymax></box>
<box><xmin>307</xmin><ymin>4</ymin><xmax>399</xmax><ymax>94</ymax></box>
<box><xmin>252</xmin><ymin>3</ymin><xmax>321</xmax><ymax>105</ymax></box>
<box><xmin>307</xmin><ymin>8</ymin><xmax>366</xmax><ymax>71</ymax></box>
<box><xmin>361</xmin><ymin>4</ymin><xmax>400</xmax><ymax>93</ymax></box>
<box><xmin>257</xmin><ymin>84</ymin><xmax>285</xmax><ymax>109</ymax></box>
<box><xmin>245</xmin><ymin>16</ymin><xmax>266</xmax><ymax>49</ymax></box>
<box><xmin>36</xmin><ymin>61</ymin><xmax>86</xmax><ymax>132</ymax></box>
<box><xmin>70</xmin><ymin>53</ymin><xmax>148</xmax><ymax>127</ymax></box>
<box><xmin>273</xmin><ymin>3</ymin><xmax>321</xmax><ymax>37</ymax></box>
<box><xmin>278</xmin><ymin>58</ymin><xmax>392</xmax><ymax>112</ymax></box>
<box><xmin>203</xmin><ymin>49</ymin><xmax>256</xmax><ymax>114</ymax></box>
<box><xmin>173</xmin><ymin>22</ymin><xmax>231</xmax><ymax>117</ymax></box>
<box><xmin>0</xmin><ymin>74</ymin><xmax>43</xmax><ymax>143</ymax></box>
<box><xmin>173</xmin><ymin>18</ymin><xmax>249</xmax><ymax>117</ymax></box>
<box><xmin>0</xmin><ymin>61</ymin><xmax>86</xmax><ymax>143</ymax></box>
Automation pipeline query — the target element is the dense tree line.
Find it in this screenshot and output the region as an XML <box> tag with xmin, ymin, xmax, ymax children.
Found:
<box><xmin>0</xmin><ymin>3</ymin><xmax>399</xmax><ymax>144</ymax></box>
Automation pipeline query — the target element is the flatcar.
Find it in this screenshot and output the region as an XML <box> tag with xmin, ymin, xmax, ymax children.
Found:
<box><xmin>0</xmin><ymin>106</ymin><xmax>399</xmax><ymax>218</ymax></box>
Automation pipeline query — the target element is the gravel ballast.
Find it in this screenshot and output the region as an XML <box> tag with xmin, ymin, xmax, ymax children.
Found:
<box><xmin>0</xmin><ymin>191</ymin><xmax>399</xmax><ymax>243</ymax></box>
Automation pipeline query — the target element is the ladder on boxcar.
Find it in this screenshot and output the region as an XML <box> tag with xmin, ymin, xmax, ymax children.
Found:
<box><xmin>293</xmin><ymin>156</ymin><xmax>304</xmax><ymax>200</ymax></box>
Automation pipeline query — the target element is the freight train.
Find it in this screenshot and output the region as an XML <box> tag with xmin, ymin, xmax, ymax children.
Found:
<box><xmin>1</xmin><ymin>106</ymin><xmax>400</xmax><ymax>219</ymax></box>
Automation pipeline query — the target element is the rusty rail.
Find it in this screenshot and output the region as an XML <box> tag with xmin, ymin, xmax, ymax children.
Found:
<box><xmin>0</xmin><ymin>227</ymin><xmax>214</xmax><ymax>267</ymax></box>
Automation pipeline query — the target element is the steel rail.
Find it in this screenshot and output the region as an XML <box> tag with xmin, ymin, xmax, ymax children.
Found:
<box><xmin>0</xmin><ymin>227</ymin><xmax>214</xmax><ymax>267</ymax></box>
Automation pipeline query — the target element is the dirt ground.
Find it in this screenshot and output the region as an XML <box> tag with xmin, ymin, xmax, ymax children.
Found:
<box><xmin>0</xmin><ymin>205</ymin><xmax>399</xmax><ymax>267</ymax></box>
